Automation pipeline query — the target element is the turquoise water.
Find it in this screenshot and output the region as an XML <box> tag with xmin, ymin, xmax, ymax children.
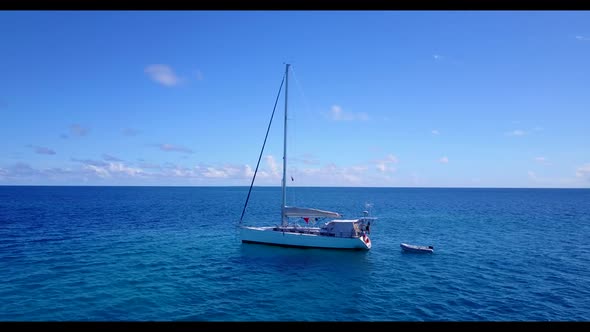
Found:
<box><xmin>1</xmin><ymin>186</ymin><xmax>589</xmax><ymax>321</ymax></box>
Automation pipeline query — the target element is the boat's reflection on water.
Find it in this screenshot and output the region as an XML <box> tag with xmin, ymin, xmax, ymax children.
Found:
<box><xmin>238</xmin><ymin>242</ymin><xmax>372</xmax><ymax>273</ymax></box>
<box><xmin>236</xmin><ymin>243</ymin><xmax>375</xmax><ymax>308</ymax></box>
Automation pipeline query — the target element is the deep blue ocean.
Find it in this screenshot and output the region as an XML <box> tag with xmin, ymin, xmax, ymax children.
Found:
<box><xmin>1</xmin><ymin>186</ymin><xmax>589</xmax><ymax>321</ymax></box>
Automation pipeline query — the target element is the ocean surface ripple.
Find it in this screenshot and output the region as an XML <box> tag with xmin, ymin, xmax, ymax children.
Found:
<box><xmin>1</xmin><ymin>186</ymin><xmax>589</xmax><ymax>321</ymax></box>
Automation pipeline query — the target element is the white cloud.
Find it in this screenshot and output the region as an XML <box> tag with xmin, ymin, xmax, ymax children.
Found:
<box><xmin>328</xmin><ymin>105</ymin><xmax>369</xmax><ymax>121</ymax></box>
<box><xmin>527</xmin><ymin>170</ymin><xmax>585</xmax><ymax>187</ymax></box>
<box><xmin>534</xmin><ymin>157</ymin><xmax>550</xmax><ymax>165</ymax></box>
<box><xmin>83</xmin><ymin>164</ymin><xmax>110</xmax><ymax>178</ymax></box>
<box><xmin>156</xmin><ymin>143</ymin><xmax>193</xmax><ymax>154</ymax></box>
<box><xmin>351</xmin><ymin>165</ymin><xmax>368</xmax><ymax>172</ymax></box>
<box><xmin>296</xmin><ymin>163</ymin><xmax>368</xmax><ymax>186</ymax></box>
<box><xmin>195</xmin><ymin>70</ymin><xmax>204</xmax><ymax>81</ymax></box>
<box><xmin>71</xmin><ymin>158</ymin><xmax>108</xmax><ymax>167</ymax></box>
<box><xmin>107</xmin><ymin>162</ymin><xmax>143</xmax><ymax>176</ymax></box>
<box><xmin>384</xmin><ymin>154</ymin><xmax>398</xmax><ymax>163</ymax></box>
<box><xmin>433</xmin><ymin>54</ymin><xmax>443</xmax><ymax>61</ymax></box>
<box><xmin>576</xmin><ymin>163</ymin><xmax>590</xmax><ymax>178</ymax></box>
<box><xmin>27</xmin><ymin>145</ymin><xmax>56</xmax><ymax>155</ymax></box>
<box><xmin>431</xmin><ymin>129</ymin><xmax>440</xmax><ymax>135</ymax></box>
<box><xmin>81</xmin><ymin>161</ymin><xmax>144</xmax><ymax>178</ymax></box>
<box><xmin>244</xmin><ymin>165</ymin><xmax>255</xmax><ymax>178</ymax></box>
<box><xmin>196</xmin><ymin>164</ymin><xmax>268</xmax><ymax>180</ymax></box>
<box><xmin>374</xmin><ymin>154</ymin><xmax>398</xmax><ymax>173</ymax></box>
<box><xmin>528</xmin><ymin>171</ymin><xmax>537</xmax><ymax>181</ymax></box>
<box><xmin>70</xmin><ymin>124</ymin><xmax>89</xmax><ymax>137</ymax></box>
<box><xmin>439</xmin><ymin>156</ymin><xmax>449</xmax><ymax>164</ymax></box>
<box><xmin>265</xmin><ymin>155</ymin><xmax>280</xmax><ymax>177</ymax></box>
<box><xmin>202</xmin><ymin>167</ymin><xmax>229</xmax><ymax>178</ymax></box>
<box><xmin>291</xmin><ymin>153</ymin><xmax>320</xmax><ymax>165</ymax></box>
<box><xmin>575</xmin><ymin>35</ymin><xmax>590</xmax><ymax>41</ymax></box>
<box><xmin>145</xmin><ymin>64</ymin><xmax>181</xmax><ymax>87</ymax></box>
<box><xmin>505</xmin><ymin>129</ymin><xmax>526</xmax><ymax>136</ymax></box>
<box><xmin>506</xmin><ymin>126</ymin><xmax>543</xmax><ymax>137</ymax></box>
<box><xmin>376</xmin><ymin>163</ymin><xmax>387</xmax><ymax>172</ymax></box>
<box><xmin>167</xmin><ymin>166</ymin><xmax>197</xmax><ymax>178</ymax></box>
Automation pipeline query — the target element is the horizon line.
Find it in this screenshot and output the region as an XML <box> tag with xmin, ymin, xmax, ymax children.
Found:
<box><xmin>0</xmin><ymin>184</ymin><xmax>588</xmax><ymax>190</ymax></box>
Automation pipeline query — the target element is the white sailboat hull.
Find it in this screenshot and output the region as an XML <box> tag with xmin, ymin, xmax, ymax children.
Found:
<box><xmin>240</xmin><ymin>226</ymin><xmax>371</xmax><ymax>250</ymax></box>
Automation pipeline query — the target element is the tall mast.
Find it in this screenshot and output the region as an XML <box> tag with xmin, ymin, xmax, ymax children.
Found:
<box><xmin>281</xmin><ymin>63</ymin><xmax>290</xmax><ymax>226</ymax></box>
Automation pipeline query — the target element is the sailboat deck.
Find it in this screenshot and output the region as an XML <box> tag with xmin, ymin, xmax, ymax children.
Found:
<box><xmin>272</xmin><ymin>226</ymin><xmax>321</xmax><ymax>235</ymax></box>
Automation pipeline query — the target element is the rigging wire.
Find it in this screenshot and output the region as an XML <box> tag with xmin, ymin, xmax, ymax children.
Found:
<box><xmin>291</xmin><ymin>65</ymin><xmax>313</xmax><ymax>116</ymax></box>
<box><xmin>288</xmin><ymin>65</ymin><xmax>298</xmax><ymax>208</ymax></box>
<box><xmin>289</xmin><ymin>65</ymin><xmax>311</xmax><ymax>209</ymax></box>
<box><xmin>290</xmin><ymin>65</ymin><xmax>311</xmax><ymax>206</ymax></box>
<box><xmin>239</xmin><ymin>74</ymin><xmax>286</xmax><ymax>225</ymax></box>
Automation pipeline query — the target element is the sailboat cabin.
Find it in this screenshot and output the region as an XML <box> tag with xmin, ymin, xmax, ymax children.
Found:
<box><xmin>319</xmin><ymin>219</ymin><xmax>371</xmax><ymax>238</ymax></box>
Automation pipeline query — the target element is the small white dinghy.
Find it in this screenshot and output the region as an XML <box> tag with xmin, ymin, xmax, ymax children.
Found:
<box><xmin>400</xmin><ymin>243</ymin><xmax>434</xmax><ymax>253</ymax></box>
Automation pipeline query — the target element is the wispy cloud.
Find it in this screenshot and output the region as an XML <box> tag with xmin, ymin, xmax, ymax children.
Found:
<box><xmin>527</xmin><ymin>169</ymin><xmax>585</xmax><ymax>187</ymax></box>
<box><xmin>0</xmin><ymin>161</ymin><xmax>146</xmax><ymax>184</ymax></box>
<box><xmin>0</xmin><ymin>160</ymin><xmax>275</xmax><ymax>185</ymax></box>
<box><xmin>70</xmin><ymin>124</ymin><xmax>89</xmax><ymax>137</ymax></box>
<box><xmin>155</xmin><ymin>143</ymin><xmax>193</xmax><ymax>154</ymax></box>
<box><xmin>328</xmin><ymin>105</ymin><xmax>369</xmax><ymax>121</ymax></box>
<box><xmin>72</xmin><ymin>158</ymin><xmax>144</xmax><ymax>178</ymax></box>
<box><xmin>576</xmin><ymin>163</ymin><xmax>590</xmax><ymax>179</ymax></box>
<box><xmin>528</xmin><ymin>171</ymin><xmax>538</xmax><ymax>181</ymax></box>
<box><xmin>177</xmin><ymin>163</ymin><xmax>265</xmax><ymax>181</ymax></box>
<box><xmin>197</xmin><ymin>165</ymin><xmax>245</xmax><ymax>179</ymax></box>
<box><xmin>105</xmin><ymin>162</ymin><xmax>143</xmax><ymax>177</ymax></box>
<box><xmin>505</xmin><ymin>129</ymin><xmax>526</xmax><ymax>136</ymax></box>
<box><xmin>505</xmin><ymin>126</ymin><xmax>543</xmax><ymax>137</ymax></box>
<box><xmin>290</xmin><ymin>161</ymin><xmax>414</xmax><ymax>187</ymax></box>
<box><xmin>81</xmin><ymin>162</ymin><xmax>144</xmax><ymax>178</ymax></box>
<box><xmin>83</xmin><ymin>164</ymin><xmax>110</xmax><ymax>178</ymax></box>
<box><xmin>431</xmin><ymin>129</ymin><xmax>440</xmax><ymax>135</ymax></box>
<box><xmin>195</xmin><ymin>70</ymin><xmax>204</xmax><ymax>81</ymax></box>
<box><xmin>433</xmin><ymin>54</ymin><xmax>464</xmax><ymax>65</ymax></box>
<box><xmin>296</xmin><ymin>163</ymin><xmax>368</xmax><ymax>185</ymax></box>
<box><xmin>122</xmin><ymin>128</ymin><xmax>140</xmax><ymax>137</ymax></box>
<box><xmin>5</xmin><ymin>162</ymin><xmax>37</xmax><ymax>176</ymax></box>
<box><xmin>374</xmin><ymin>154</ymin><xmax>398</xmax><ymax>173</ymax></box>
<box><xmin>439</xmin><ymin>156</ymin><xmax>449</xmax><ymax>164</ymax></box>
<box><xmin>137</xmin><ymin>161</ymin><xmax>162</xmax><ymax>170</ymax></box>
<box><xmin>27</xmin><ymin>145</ymin><xmax>56</xmax><ymax>155</ymax></box>
<box><xmin>265</xmin><ymin>155</ymin><xmax>280</xmax><ymax>177</ymax></box>
<box><xmin>71</xmin><ymin>158</ymin><xmax>109</xmax><ymax>167</ymax></box>
<box><xmin>291</xmin><ymin>153</ymin><xmax>320</xmax><ymax>165</ymax></box>
<box><xmin>145</xmin><ymin>64</ymin><xmax>181</xmax><ymax>87</ymax></box>
<box><xmin>575</xmin><ymin>35</ymin><xmax>590</xmax><ymax>41</ymax></box>
<box><xmin>534</xmin><ymin>156</ymin><xmax>551</xmax><ymax>165</ymax></box>
<box><xmin>102</xmin><ymin>153</ymin><xmax>122</xmax><ymax>162</ymax></box>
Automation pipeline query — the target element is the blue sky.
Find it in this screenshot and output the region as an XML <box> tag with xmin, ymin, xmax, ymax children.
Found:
<box><xmin>1</xmin><ymin>10</ymin><xmax>589</xmax><ymax>187</ymax></box>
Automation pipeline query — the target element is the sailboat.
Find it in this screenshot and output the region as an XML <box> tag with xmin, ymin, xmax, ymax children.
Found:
<box><xmin>239</xmin><ymin>64</ymin><xmax>376</xmax><ymax>250</ymax></box>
